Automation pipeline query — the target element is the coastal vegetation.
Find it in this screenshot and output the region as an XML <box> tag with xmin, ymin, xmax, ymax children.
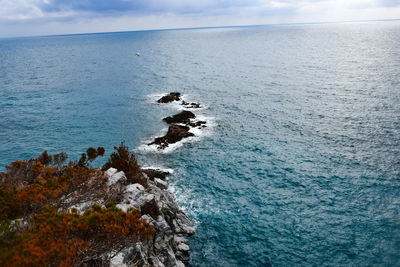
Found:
<box><xmin>0</xmin><ymin>144</ymin><xmax>155</xmax><ymax>266</ymax></box>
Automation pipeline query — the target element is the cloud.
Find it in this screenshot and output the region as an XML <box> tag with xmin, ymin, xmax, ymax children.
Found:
<box><xmin>39</xmin><ymin>0</ymin><xmax>276</xmax><ymax>15</ymax></box>
<box><xmin>0</xmin><ymin>0</ymin><xmax>44</xmax><ymax>20</ymax></box>
<box><xmin>3</xmin><ymin>0</ymin><xmax>399</xmax><ymax>21</ymax></box>
<box><xmin>1</xmin><ymin>0</ymin><xmax>297</xmax><ymax>20</ymax></box>
<box><xmin>40</xmin><ymin>0</ymin><xmax>146</xmax><ymax>13</ymax></box>
<box><xmin>0</xmin><ymin>0</ymin><xmax>399</xmax><ymax>37</ymax></box>
<box><xmin>376</xmin><ymin>0</ymin><xmax>400</xmax><ymax>7</ymax></box>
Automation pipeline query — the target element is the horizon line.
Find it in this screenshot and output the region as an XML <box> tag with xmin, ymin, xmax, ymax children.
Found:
<box><xmin>1</xmin><ymin>18</ymin><xmax>399</xmax><ymax>40</ymax></box>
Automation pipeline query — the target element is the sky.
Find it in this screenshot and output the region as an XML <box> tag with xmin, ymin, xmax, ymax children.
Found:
<box><xmin>0</xmin><ymin>0</ymin><xmax>399</xmax><ymax>37</ymax></box>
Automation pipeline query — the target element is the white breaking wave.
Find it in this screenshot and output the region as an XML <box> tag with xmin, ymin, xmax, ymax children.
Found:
<box><xmin>137</xmin><ymin>114</ymin><xmax>216</xmax><ymax>154</ymax></box>
<box><xmin>176</xmin><ymin>104</ymin><xmax>209</xmax><ymax>111</ymax></box>
<box><xmin>138</xmin><ymin>135</ymin><xmax>192</xmax><ymax>154</ymax></box>
<box><xmin>136</xmin><ymin>126</ymin><xmax>185</xmax><ymax>154</ymax></box>
<box><xmin>168</xmin><ymin>183</ymin><xmax>200</xmax><ymax>228</ymax></box>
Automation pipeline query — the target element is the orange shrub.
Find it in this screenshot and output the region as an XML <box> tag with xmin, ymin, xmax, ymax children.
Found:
<box><xmin>0</xmin><ymin>146</ymin><xmax>156</xmax><ymax>266</ymax></box>
<box><xmin>1</xmin><ymin>205</ymin><xmax>154</xmax><ymax>266</ymax></box>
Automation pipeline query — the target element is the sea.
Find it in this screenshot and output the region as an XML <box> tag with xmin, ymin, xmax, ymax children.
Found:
<box><xmin>1</xmin><ymin>21</ymin><xmax>400</xmax><ymax>266</ymax></box>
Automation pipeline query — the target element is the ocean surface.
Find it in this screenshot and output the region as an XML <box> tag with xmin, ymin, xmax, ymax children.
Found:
<box><xmin>1</xmin><ymin>21</ymin><xmax>400</xmax><ymax>266</ymax></box>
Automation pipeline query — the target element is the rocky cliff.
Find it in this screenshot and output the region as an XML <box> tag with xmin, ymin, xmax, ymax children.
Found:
<box><xmin>106</xmin><ymin>167</ymin><xmax>195</xmax><ymax>267</ymax></box>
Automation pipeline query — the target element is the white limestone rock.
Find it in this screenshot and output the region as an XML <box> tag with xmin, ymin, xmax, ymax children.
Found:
<box><xmin>107</xmin><ymin>169</ymin><xmax>127</xmax><ymax>186</ymax></box>
<box><xmin>155</xmin><ymin>178</ymin><xmax>168</xmax><ymax>190</ymax></box>
<box><xmin>105</xmin><ymin>169</ymin><xmax>194</xmax><ymax>267</ymax></box>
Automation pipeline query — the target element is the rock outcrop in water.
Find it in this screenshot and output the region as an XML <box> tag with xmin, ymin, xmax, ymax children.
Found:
<box><xmin>150</xmin><ymin>93</ymin><xmax>207</xmax><ymax>149</ymax></box>
<box><xmin>149</xmin><ymin>124</ymin><xmax>194</xmax><ymax>149</ymax></box>
<box><xmin>157</xmin><ymin>92</ymin><xmax>181</xmax><ymax>103</ymax></box>
<box><xmin>163</xmin><ymin>111</ymin><xmax>195</xmax><ymax>124</ymax></box>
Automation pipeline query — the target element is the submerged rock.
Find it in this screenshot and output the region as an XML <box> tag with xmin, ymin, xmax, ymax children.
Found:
<box><xmin>163</xmin><ymin>111</ymin><xmax>196</xmax><ymax>124</ymax></box>
<box><xmin>187</xmin><ymin>120</ymin><xmax>206</xmax><ymax>128</ymax></box>
<box><xmin>157</xmin><ymin>92</ymin><xmax>181</xmax><ymax>103</ymax></box>
<box><xmin>182</xmin><ymin>101</ymin><xmax>201</xmax><ymax>109</ymax></box>
<box><xmin>149</xmin><ymin>124</ymin><xmax>194</xmax><ymax>149</ymax></box>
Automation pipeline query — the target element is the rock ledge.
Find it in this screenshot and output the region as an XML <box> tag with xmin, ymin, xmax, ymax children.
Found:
<box><xmin>107</xmin><ymin>168</ymin><xmax>195</xmax><ymax>267</ymax></box>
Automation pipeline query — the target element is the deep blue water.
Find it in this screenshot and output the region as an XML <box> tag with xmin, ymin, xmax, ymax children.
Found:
<box><xmin>1</xmin><ymin>21</ymin><xmax>400</xmax><ymax>266</ymax></box>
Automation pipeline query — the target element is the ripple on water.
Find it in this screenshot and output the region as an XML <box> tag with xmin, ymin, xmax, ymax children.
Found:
<box><xmin>1</xmin><ymin>22</ymin><xmax>400</xmax><ymax>266</ymax></box>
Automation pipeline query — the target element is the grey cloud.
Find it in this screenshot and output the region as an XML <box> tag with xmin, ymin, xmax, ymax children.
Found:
<box><xmin>376</xmin><ymin>0</ymin><xmax>400</xmax><ymax>7</ymax></box>
<box><xmin>38</xmin><ymin>0</ymin><xmax>294</xmax><ymax>16</ymax></box>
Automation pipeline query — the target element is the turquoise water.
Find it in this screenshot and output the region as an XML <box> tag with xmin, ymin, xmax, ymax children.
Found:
<box><xmin>1</xmin><ymin>22</ymin><xmax>400</xmax><ymax>266</ymax></box>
